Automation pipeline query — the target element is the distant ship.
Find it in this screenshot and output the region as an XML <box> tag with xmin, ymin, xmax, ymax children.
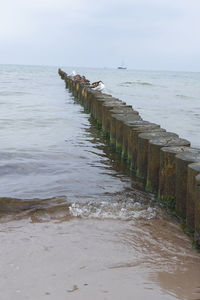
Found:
<box><xmin>117</xmin><ymin>61</ymin><xmax>127</xmax><ymax>69</ymax></box>
<box><xmin>117</xmin><ymin>66</ymin><xmax>127</xmax><ymax>70</ymax></box>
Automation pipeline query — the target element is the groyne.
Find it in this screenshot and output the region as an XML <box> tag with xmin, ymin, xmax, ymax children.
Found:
<box><xmin>58</xmin><ymin>68</ymin><xmax>200</xmax><ymax>247</ymax></box>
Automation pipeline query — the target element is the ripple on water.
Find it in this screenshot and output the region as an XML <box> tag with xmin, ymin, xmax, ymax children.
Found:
<box><xmin>120</xmin><ymin>81</ymin><xmax>154</xmax><ymax>87</ymax></box>
<box><xmin>0</xmin><ymin>191</ymin><xmax>158</xmax><ymax>223</ymax></box>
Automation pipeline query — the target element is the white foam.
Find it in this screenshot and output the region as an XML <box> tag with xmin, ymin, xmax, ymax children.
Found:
<box><xmin>69</xmin><ymin>201</ymin><xmax>158</xmax><ymax>221</ymax></box>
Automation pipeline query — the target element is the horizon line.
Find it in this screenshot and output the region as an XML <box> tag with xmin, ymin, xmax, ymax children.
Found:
<box><xmin>0</xmin><ymin>63</ymin><xmax>200</xmax><ymax>74</ymax></box>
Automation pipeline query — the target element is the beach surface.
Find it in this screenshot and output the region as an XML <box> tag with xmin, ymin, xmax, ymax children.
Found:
<box><xmin>1</xmin><ymin>211</ymin><xmax>200</xmax><ymax>300</ymax></box>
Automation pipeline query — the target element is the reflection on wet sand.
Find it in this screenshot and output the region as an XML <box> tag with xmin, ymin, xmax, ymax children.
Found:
<box><xmin>0</xmin><ymin>216</ymin><xmax>200</xmax><ymax>300</ymax></box>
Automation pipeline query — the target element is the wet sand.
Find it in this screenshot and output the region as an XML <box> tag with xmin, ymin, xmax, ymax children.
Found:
<box><xmin>1</xmin><ymin>210</ymin><xmax>200</xmax><ymax>300</ymax></box>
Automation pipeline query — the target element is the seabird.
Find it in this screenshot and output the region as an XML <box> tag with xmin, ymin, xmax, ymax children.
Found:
<box><xmin>70</xmin><ymin>70</ymin><xmax>77</xmax><ymax>78</ymax></box>
<box><xmin>91</xmin><ymin>80</ymin><xmax>105</xmax><ymax>91</ymax></box>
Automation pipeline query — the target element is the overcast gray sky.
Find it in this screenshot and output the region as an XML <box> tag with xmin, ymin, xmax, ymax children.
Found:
<box><xmin>1</xmin><ymin>0</ymin><xmax>200</xmax><ymax>71</ymax></box>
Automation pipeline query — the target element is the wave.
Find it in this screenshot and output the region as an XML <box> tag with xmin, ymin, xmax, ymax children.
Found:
<box><xmin>120</xmin><ymin>81</ymin><xmax>154</xmax><ymax>87</ymax></box>
<box><xmin>176</xmin><ymin>94</ymin><xmax>195</xmax><ymax>100</ymax></box>
<box><xmin>0</xmin><ymin>161</ymin><xmax>49</xmax><ymax>176</ymax></box>
<box><xmin>0</xmin><ymin>196</ymin><xmax>67</xmax><ymax>213</ymax></box>
<box><xmin>69</xmin><ymin>201</ymin><xmax>157</xmax><ymax>221</ymax></box>
<box><xmin>0</xmin><ymin>196</ymin><xmax>158</xmax><ymax>223</ymax></box>
<box><xmin>0</xmin><ymin>91</ymin><xmax>33</xmax><ymax>96</ymax></box>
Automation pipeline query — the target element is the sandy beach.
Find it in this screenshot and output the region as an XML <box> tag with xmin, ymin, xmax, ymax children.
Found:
<box><xmin>1</xmin><ymin>209</ymin><xmax>200</xmax><ymax>300</ymax></box>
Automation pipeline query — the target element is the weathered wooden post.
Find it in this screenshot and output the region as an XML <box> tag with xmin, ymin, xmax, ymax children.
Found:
<box><xmin>159</xmin><ymin>146</ymin><xmax>190</xmax><ymax>207</ymax></box>
<box><xmin>187</xmin><ymin>162</ymin><xmax>200</xmax><ymax>231</ymax></box>
<box><xmin>175</xmin><ymin>149</ymin><xmax>200</xmax><ymax>219</ymax></box>
<box><xmin>195</xmin><ymin>174</ymin><xmax>200</xmax><ymax>246</ymax></box>
<box><xmin>129</xmin><ymin>124</ymin><xmax>162</xmax><ymax>170</ymax></box>
<box><xmin>115</xmin><ymin>113</ymin><xmax>142</xmax><ymax>153</ymax></box>
<box><xmin>147</xmin><ymin>137</ymin><xmax>190</xmax><ymax>193</ymax></box>
<box><xmin>137</xmin><ymin>131</ymin><xmax>176</xmax><ymax>180</ymax></box>
<box><xmin>123</xmin><ymin>120</ymin><xmax>149</xmax><ymax>162</ymax></box>
<box><xmin>102</xmin><ymin>103</ymin><xmax>132</xmax><ymax>137</ymax></box>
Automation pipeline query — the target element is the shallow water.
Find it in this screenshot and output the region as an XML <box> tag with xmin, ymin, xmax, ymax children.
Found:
<box><xmin>0</xmin><ymin>64</ymin><xmax>200</xmax><ymax>299</ymax></box>
<box><xmin>67</xmin><ymin>66</ymin><xmax>200</xmax><ymax>148</ymax></box>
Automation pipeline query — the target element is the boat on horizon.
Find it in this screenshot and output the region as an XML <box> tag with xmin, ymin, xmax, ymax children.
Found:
<box><xmin>117</xmin><ymin>66</ymin><xmax>127</xmax><ymax>70</ymax></box>
<box><xmin>117</xmin><ymin>61</ymin><xmax>127</xmax><ymax>69</ymax></box>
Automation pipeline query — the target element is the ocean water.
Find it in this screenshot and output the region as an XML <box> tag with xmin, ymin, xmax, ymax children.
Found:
<box><xmin>0</xmin><ymin>64</ymin><xmax>200</xmax><ymax>210</ymax></box>
<box><xmin>69</xmin><ymin>66</ymin><xmax>200</xmax><ymax>148</ymax></box>
<box><xmin>1</xmin><ymin>64</ymin><xmax>200</xmax><ymax>300</ymax></box>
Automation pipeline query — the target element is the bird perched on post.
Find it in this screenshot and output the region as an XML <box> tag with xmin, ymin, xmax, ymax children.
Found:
<box><xmin>69</xmin><ymin>70</ymin><xmax>77</xmax><ymax>78</ymax></box>
<box><xmin>90</xmin><ymin>80</ymin><xmax>105</xmax><ymax>91</ymax></box>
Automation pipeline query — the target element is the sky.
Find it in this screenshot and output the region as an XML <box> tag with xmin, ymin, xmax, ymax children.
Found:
<box><xmin>0</xmin><ymin>0</ymin><xmax>200</xmax><ymax>71</ymax></box>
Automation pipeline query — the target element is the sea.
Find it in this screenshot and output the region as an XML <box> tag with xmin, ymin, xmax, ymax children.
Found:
<box><xmin>0</xmin><ymin>64</ymin><xmax>200</xmax><ymax>300</ymax></box>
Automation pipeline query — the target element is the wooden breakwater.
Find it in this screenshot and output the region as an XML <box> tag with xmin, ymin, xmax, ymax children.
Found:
<box><xmin>58</xmin><ymin>68</ymin><xmax>200</xmax><ymax>247</ymax></box>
